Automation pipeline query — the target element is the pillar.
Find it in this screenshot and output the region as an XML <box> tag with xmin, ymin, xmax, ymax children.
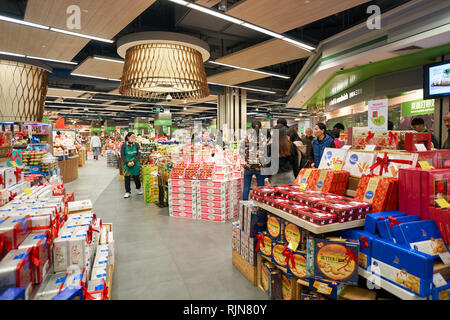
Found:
<box><xmin>217</xmin><ymin>87</ymin><xmax>247</xmax><ymax>141</ymax></box>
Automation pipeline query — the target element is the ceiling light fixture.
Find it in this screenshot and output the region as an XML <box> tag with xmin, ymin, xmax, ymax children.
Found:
<box><xmin>208</xmin><ymin>61</ymin><xmax>290</xmax><ymax>79</ymax></box>
<box><xmin>208</xmin><ymin>82</ymin><xmax>276</xmax><ymax>94</ymax></box>
<box><xmin>0</xmin><ymin>15</ymin><xmax>114</xmax><ymax>43</ymax></box>
<box><xmin>0</xmin><ymin>50</ymin><xmax>76</xmax><ymax>65</ymax></box>
<box><xmin>71</xmin><ymin>73</ymin><xmax>121</xmax><ymax>81</ymax></box>
<box><xmin>0</xmin><ymin>51</ymin><xmax>25</xmax><ymax>58</ymax></box>
<box><xmin>117</xmin><ymin>31</ymin><xmax>210</xmax><ymax>100</ymax></box>
<box><xmin>167</xmin><ymin>1</ymin><xmax>315</xmax><ymax>52</ymax></box>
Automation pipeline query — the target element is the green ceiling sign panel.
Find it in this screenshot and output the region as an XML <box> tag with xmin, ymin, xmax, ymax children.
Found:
<box><xmin>401</xmin><ymin>99</ymin><xmax>435</xmax><ymax>117</ymax></box>
<box><xmin>305</xmin><ymin>42</ymin><xmax>450</xmax><ymax>110</ymax></box>
<box><xmin>154</xmin><ymin>120</ymin><xmax>172</xmax><ymax>126</ymax></box>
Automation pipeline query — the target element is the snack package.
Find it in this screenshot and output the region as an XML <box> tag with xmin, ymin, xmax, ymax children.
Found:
<box><xmin>18</xmin><ymin>232</ymin><xmax>51</xmax><ymax>284</ymax></box>
<box><xmin>266</xmin><ymin>214</ymin><xmax>283</xmax><ymax>241</ymax></box>
<box><xmin>308</xmin><ymin>278</ymin><xmax>346</xmax><ymax>300</ymax></box>
<box><xmin>318</xmin><ymin>148</ymin><xmax>348</xmax><ymax>170</ymax></box>
<box><xmin>342</xmin><ymin>151</ymin><xmax>377</xmax><ymax>178</ymax></box>
<box><xmin>256</xmin><ymin>231</ymin><xmax>272</xmax><ymax>259</ymax></box>
<box><xmin>364</xmin><ymin>211</ymin><xmax>406</xmax><ymax>235</ymax></box>
<box><xmin>313</xmin><ymin>169</ymin><xmax>349</xmax><ymax>195</ymax></box>
<box><xmin>370</xmin><ymin>151</ymin><xmax>418</xmax><ymax>178</ymax></box>
<box><xmin>339</xmin><ymin>229</ymin><xmax>379</xmax><ymax>271</ymax></box>
<box><xmin>376</xmin><ymin>215</ymin><xmax>420</xmax><ymax>242</ymax></box>
<box><xmin>423</xmin><ymin>169</ymin><xmax>450</xmax><ymax>221</ymax></box>
<box><xmin>294</xmin><ymin>168</ymin><xmax>320</xmax><ymax>189</ymax></box>
<box><xmin>0</xmin><ymin>215</ymin><xmax>32</xmax><ymax>249</ymax></box>
<box><xmin>280</xmin><ymin>274</ymin><xmax>296</xmax><ymax>300</ymax></box>
<box><xmin>261</xmin><ymin>261</ymin><xmax>282</xmax><ymax>300</ymax></box>
<box><xmin>286</xmin><ymin>250</ymin><xmax>308</xmax><ymax>279</ymax></box>
<box><xmin>371</xmin><ymin>238</ymin><xmax>434</xmax><ymax>297</ymax></box>
<box><xmin>404</xmin><ymin>132</ymin><xmax>432</xmax><ymax>151</ymax></box>
<box><xmin>271</xmin><ymin>240</ymin><xmax>288</xmax><ymax>269</ymax></box>
<box><xmin>0</xmin><ymin>248</ymin><xmax>33</xmax><ymax>299</ymax></box>
<box><xmin>307</xmin><ymin>237</ymin><xmax>359</xmax><ymax>285</ymax></box>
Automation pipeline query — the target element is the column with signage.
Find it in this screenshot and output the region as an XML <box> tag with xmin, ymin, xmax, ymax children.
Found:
<box><xmin>217</xmin><ymin>87</ymin><xmax>247</xmax><ymax>142</ymax></box>
<box><xmin>154</xmin><ymin>109</ymin><xmax>172</xmax><ymax>137</ymax></box>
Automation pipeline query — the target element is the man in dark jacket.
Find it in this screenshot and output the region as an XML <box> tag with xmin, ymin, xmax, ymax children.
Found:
<box><xmin>411</xmin><ymin>117</ymin><xmax>439</xmax><ymax>149</ymax></box>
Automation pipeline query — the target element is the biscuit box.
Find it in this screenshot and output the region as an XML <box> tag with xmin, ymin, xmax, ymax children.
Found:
<box><xmin>271</xmin><ymin>240</ymin><xmax>288</xmax><ymax>269</ymax></box>
<box><xmin>279</xmin><ymin>202</ymin><xmax>309</xmax><ymax>217</ymax></box>
<box><xmin>250</xmin><ymin>186</ymin><xmax>276</xmax><ymax>197</ymax></box>
<box><xmin>342</xmin><ymin>151</ymin><xmax>377</xmax><ymax>178</ymax></box>
<box><xmin>404</xmin><ymin>132</ymin><xmax>432</xmax><ymax>151</ymax></box>
<box><xmin>0</xmin><ymin>287</ymin><xmax>25</xmax><ymax>300</ymax></box>
<box><xmin>371</xmin><ymin>238</ymin><xmax>434</xmax><ymax>297</ymax></box>
<box><xmin>282</xmin><ymin>221</ymin><xmax>303</xmax><ymax>249</ymax></box>
<box><xmin>339</xmin><ymin>229</ymin><xmax>379</xmax><ymax>271</ymax></box>
<box><xmin>266</xmin><ymin>214</ymin><xmax>283</xmax><ymax>241</ymax></box>
<box><xmin>294</xmin><ymin>168</ymin><xmax>320</xmax><ymax>189</ymax></box>
<box><xmin>286</xmin><ymin>250</ymin><xmax>308</xmax><ymax>279</ymax></box>
<box><xmin>51</xmin><ymin>285</ymin><xmax>84</xmax><ymax>300</ymax></box>
<box><xmin>280</xmin><ymin>273</ymin><xmax>297</xmax><ymax>300</ymax></box>
<box><xmin>308</xmin><ymin>278</ymin><xmax>346</xmax><ymax>300</ymax></box>
<box><xmin>318</xmin><ymin>148</ymin><xmax>348</xmax><ymax>170</ymax></box>
<box><xmin>364</xmin><ymin>211</ymin><xmax>406</xmax><ymax>235</ymax></box>
<box><xmin>391</xmin><ymin>220</ymin><xmax>449</xmax><ymax>259</ymax></box>
<box><xmin>277</xmin><ymin>189</ymin><xmax>305</xmax><ymax>201</ymax></box>
<box><xmin>307</xmin><ymin>237</ymin><xmax>359</xmax><ymax>285</ymax></box>
<box><xmin>422</xmin><ymin>169</ymin><xmax>450</xmax><ymax>221</ymax></box>
<box><xmin>298</xmin><ymin>208</ymin><xmax>337</xmax><ymax>225</ymax></box>
<box><xmin>376</xmin><ymin>215</ymin><xmax>420</xmax><ymax>242</ymax></box>
<box><xmin>256</xmin><ymin>232</ymin><xmax>272</xmax><ymax>259</ymax></box>
<box><xmin>0</xmin><ymin>215</ymin><xmax>32</xmax><ymax>249</ymax></box>
<box><xmin>18</xmin><ymin>232</ymin><xmax>51</xmax><ymax>284</ymax></box>
<box><xmin>266</xmin><ymin>197</ymin><xmax>291</xmax><ymax>209</ymax></box>
<box><xmin>261</xmin><ymin>261</ymin><xmax>282</xmax><ymax>300</ymax></box>
<box><xmin>0</xmin><ymin>248</ymin><xmax>33</xmax><ymax>299</ymax></box>
<box><xmin>430</xmin><ymin>282</ymin><xmax>450</xmax><ymax>300</ymax></box>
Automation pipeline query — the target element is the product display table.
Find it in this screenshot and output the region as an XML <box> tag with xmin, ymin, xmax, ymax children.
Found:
<box><xmin>252</xmin><ymin>201</ymin><xmax>365</xmax><ymax>234</ymax></box>
<box><xmin>59</xmin><ymin>156</ymin><xmax>79</xmax><ymax>183</ymax></box>
<box><xmin>358</xmin><ymin>267</ymin><xmax>426</xmax><ymax>300</ymax></box>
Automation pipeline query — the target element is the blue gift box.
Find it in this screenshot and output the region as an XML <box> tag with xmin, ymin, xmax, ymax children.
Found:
<box><xmin>391</xmin><ymin>220</ymin><xmax>448</xmax><ymax>258</ymax></box>
<box><xmin>430</xmin><ymin>282</ymin><xmax>450</xmax><ymax>300</ymax></box>
<box><xmin>364</xmin><ymin>211</ymin><xmax>406</xmax><ymax>235</ymax></box>
<box><xmin>0</xmin><ymin>287</ymin><xmax>25</xmax><ymax>300</ymax></box>
<box><xmin>377</xmin><ymin>215</ymin><xmax>421</xmax><ymax>242</ymax></box>
<box><xmin>371</xmin><ymin>238</ymin><xmax>434</xmax><ymax>297</ymax></box>
<box><xmin>308</xmin><ymin>278</ymin><xmax>346</xmax><ymax>300</ymax></box>
<box><xmin>339</xmin><ymin>229</ymin><xmax>379</xmax><ymax>271</ymax></box>
<box><xmin>51</xmin><ymin>285</ymin><xmax>84</xmax><ymax>300</ymax></box>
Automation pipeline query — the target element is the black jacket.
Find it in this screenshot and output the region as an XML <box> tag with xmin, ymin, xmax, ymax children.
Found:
<box><xmin>120</xmin><ymin>142</ymin><xmax>140</xmax><ymax>165</ymax></box>
<box><xmin>267</xmin><ymin>142</ymin><xmax>299</xmax><ymax>177</ymax></box>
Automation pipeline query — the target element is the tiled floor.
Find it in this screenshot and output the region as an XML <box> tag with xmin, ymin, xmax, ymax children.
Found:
<box><xmin>65</xmin><ymin>157</ymin><xmax>267</xmax><ymax>300</ymax></box>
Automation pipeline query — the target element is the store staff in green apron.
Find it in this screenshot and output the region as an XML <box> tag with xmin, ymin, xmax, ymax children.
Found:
<box><xmin>120</xmin><ymin>132</ymin><xmax>142</xmax><ymax>198</ymax></box>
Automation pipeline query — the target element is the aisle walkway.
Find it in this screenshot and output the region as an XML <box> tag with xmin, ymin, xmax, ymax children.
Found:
<box><xmin>66</xmin><ymin>157</ymin><xmax>267</xmax><ymax>300</ymax></box>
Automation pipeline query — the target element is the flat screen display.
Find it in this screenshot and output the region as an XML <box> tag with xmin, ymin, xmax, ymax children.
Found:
<box><xmin>424</xmin><ymin>60</ymin><xmax>450</xmax><ymax>99</ymax></box>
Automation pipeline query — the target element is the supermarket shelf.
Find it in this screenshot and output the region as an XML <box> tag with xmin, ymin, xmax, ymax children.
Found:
<box><xmin>252</xmin><ymin>201</ymin><xmax>365</xmax><ymax>234</ymax></box>
<box><xmin>358</xmin><ymin>267</ymin><xmax>426</xmax><ymax>300</ymax></box>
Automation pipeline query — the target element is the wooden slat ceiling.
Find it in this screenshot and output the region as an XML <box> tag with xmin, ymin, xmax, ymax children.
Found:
<box><xmin>72</xmin><ymin>57</ymin><xmax>124</xmax><ymax>79</ymax></box>
<box><xmin>195</xmin><ymin>0</ymin><xmax>221</xmax><ymax>8</ymax></box>
<box><xmin>47</xmin><ymin>88</ymin><xmax>86</xmax><ymax>98</ymax></box>
<box><xmin>226</xmin><ymin>0</ymin><xmax>371</xmax><ymax>34</ymax></box>
<box><xmin>0</xmin><ymin>0</ymin><xmax>155</xmax><ymax>61</ymax></box>
<box><xmin>207</xmin><ymin>69</ymin><xmax>268</xmax><ymax>85</ymax></box>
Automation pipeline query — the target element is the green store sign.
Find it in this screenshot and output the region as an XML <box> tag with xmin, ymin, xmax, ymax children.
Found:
<box><xmin>154</xmin><ymin>120</ymin><xmax>172</xmax><ymax>126</ymax></box>
<box><xmin>401</xmin><ymin>99</ymin><xmax>435</xmax><ymax>117</ymax></box>
<box><xmin>134</xmin><ymin>122</ymin><xmax>149</xmax><ymax>129</ymax></box>
<box><xmin>162</xmin><ymin>126</ymin><xmax>168</xmax><ymax>133</ymax></box>
<box><xmin>104</xmin><ymin>126</ymin><xmax>116</xmax><ymax>132</ymax></box>
<box><xmin>91</xmin><ymin>127</ymin><xmax>102</xmax><ymax>133</ymax></box>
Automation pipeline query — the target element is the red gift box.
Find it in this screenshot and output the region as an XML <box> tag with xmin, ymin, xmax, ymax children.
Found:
<box><xmin>415</xmin><ymin>150</ymin><xmax>439</xmax><ymax>168</ymax></box>
<box><xmin>437</xmin><ymin>150</ymin><xmax>450</xmax><ymax>168</ymax></box>
<box><xmin>266</xmin><ymin>197</ymin><xmax>291</xmax><ymax>209</ymax></box>
<box><xmin>18</xmin><ymin>232</ymin><xmax>51</xmax><ymax>284</ymax></box>
<box><xmin>404</xmin><ymin>132</ymin><xmax>431</xmax><ymax>152</ymax></box>
<box><xmin>317</xmin><ymin>201</ymin><xmax>354</xmax><ymax>217</ymax></box>
<box><xmin>279</xmin><ymin>201</ymin><xmax>309</xmax><ymax>216</ymax></box>
<box><xmin>296</xmin><ymin>194</ymin><xmax>328</xmax><ymax>207</ymax></box>
<box><xmin>250</xmin><ymin>186</ymin><xmax>276</xmax><ymax>197</ymax></box>
<box><xmin>421</xmin><ymin>169</ymin><xmax>450</xmax><ymax>221</ymax></box>
<box><xmin>277</xmin><ymin>189</ymin><xmax>305</xmax><ymax>201</ymax></box>
<box><xmin>299</xmin><ymin>208</ymin><xmax>337</xmax><ymax>225</ymax></box>
<box><xmin>398</xmin><ymin>168</ymin><xmax>422</xmax><ymax>216</ymax></box>
<box><xmin>0</xmin><ymin>215</ymin><xmax>32</xmax><ymax>249</ymax></box>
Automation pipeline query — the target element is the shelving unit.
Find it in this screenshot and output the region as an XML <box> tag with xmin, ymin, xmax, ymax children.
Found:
<box><xmin>252</xmin><ymin>201</ymin><xmax>365</xmax><ymax>234</ymax></box>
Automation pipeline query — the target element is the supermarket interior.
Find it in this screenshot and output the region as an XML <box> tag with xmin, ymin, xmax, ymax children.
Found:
<box><xmin>1</xmin><ymin>0</ymin><xmax>450</xmax><ymax>306</ymax></box>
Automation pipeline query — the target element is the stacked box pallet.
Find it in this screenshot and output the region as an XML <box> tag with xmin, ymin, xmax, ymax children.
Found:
<box><xmin>168</xmin><ymin>179</ymin><xmax>198</xmax><ymax>219</ymax></box>
<box><xmin>142</xmin><ymin>165</ymin><xmax>159</xmax><ymax>203</ymax></box>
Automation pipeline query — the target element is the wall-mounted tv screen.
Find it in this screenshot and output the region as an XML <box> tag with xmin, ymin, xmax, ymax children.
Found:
<box><xmin>424</xmin><ymin>60</ymin><xmax>450</xmax><ymax>99</ymax></box>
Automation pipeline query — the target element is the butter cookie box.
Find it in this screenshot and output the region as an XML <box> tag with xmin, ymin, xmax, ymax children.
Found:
<box><xmin>364</xmin><ymin>210</ymin><xmax>406</xmax><ymax>235</ymax></box>
<box><xmin>307</xmin><ymin>238</ymin><xmax>359</xmax><ymax>285</ymax></box>
<box><xmin>376</xmin><ymin>215</ymin><xmax>420</xmax><ymax>242</ymax></box>
<box><xmin>370</xmin><ymin>238</ymin><xmax>434</xmax><ymax>296</ymax></box>
<box><xmin>286</xmin><ymin>250</ymin><xmax>308</xmax><ymax>279</ymax></box>
<box><xmin>261</xmin><ymin>261</ymin><xmax>282</xmax><ymax>300</ymax></box>
<box><xmin>308</xmin><ymin>278</ymin><xmax>346</xmax><ymax>300</ymax></box>
<box><xmin>266</xmin><ymin>214</ymin><xmax>283</xmax><ymax>241</ymax></box>
<box><xmin>280</xmin><ymin>274</ymin><xmax>297</xmax><ymax>300</ymax></box>
<box><xmin>256</xmin><ymin>232</ymin><xmax>272</xmax><ymax>259</ymax></box>
<box><xmin>342</xmin><ymin>151</ymin><xmax>377</xmax><ymax>178</ymax></box>
<box><xmin>339</xmin><ymin>229</ymin><xmax>379</xmax><ymax>271</ymax></box>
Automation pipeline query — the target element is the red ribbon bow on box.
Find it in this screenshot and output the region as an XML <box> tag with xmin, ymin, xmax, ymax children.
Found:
<box><xmin>9</xmin><ymin>192</ymin><xmax>17</xmax><ymax>201</ymax></box>
<box><xmin>369</xmin><ymin>152</ymin><xmax>413</xmax><ymax>176</ymax></box>
<box><xmin>365</xmin><ymin>131</ymin><xmax>375</xmax><ymax>144</ymax></box>
<box><xmin>13</xmin><ymin>167</ymin><xmax>23</xmax><ymax>183</ymax></box>
<box><xmin>0</xmin><ymin>132</ymin><xmax>5</xmax><ymax>147</ymax></box>
<box><xmin>388</xmin><ymin>216</ymin><xmax>401</xmax><ymax>228</ymax></box>
<box><xmin>359</xmin><ymin>236</ymin><xmax>370</xmax><ymax>249</ymax></box>
<box><xmin>0</xmin><ymin>174</ymin><xmax>3</xmax><ymax>187</ymax></box>
<box><xmin>388</xmin><ymin>131</ymin><xmax>398</xmax><ymax>146</ymax></box>
<box><xmin>255</xmin><ymin>233</ymin><xmax>265</xmax><ymax>252</ymax></box>
<box><xmin>337</xmin><ymin>247</ymin><xmax>358</xmax><ymax>271</ymax></box>
<box><xmin>31</xmin><ymin>247</ymin><xmax>40</xmax><ymax>268</ymax></box>
<box><xmin>86</xmin><ymin>225</ymin><xmax>100</xmax><ymax>244</ymax></box>
<box><xmin>282</xmin><ymin>244</ymin><xmax>296</xmax><ymax>269</ymax></box>
<box><xmin>0</xmin><ymin>234</ymin><xmax>12</xmax><ymax>253</ymax></box>
<box><xmin>80</xmin><ymin>279</ymin><xmax>96</xmax><ymax>300</ymax></box>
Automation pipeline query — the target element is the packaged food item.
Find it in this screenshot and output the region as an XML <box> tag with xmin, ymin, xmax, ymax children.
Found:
<box><xmin>404</xmin><ymin>132</ymin><xmax>432</xmax><ymax>151</ymax></box>
<box><xmin>51</xmin><ymin>286</ymin><xmax>84</xmax><ymax>300</ymax></box>
<box><xmin>0</xmin><ymin>287</ymin><xmax>25</xmax><ymax>300</ymax></box>
<box><xmin>266</xmin><ymin>214</ymin><xmax>283</xmax><ymax>241</ymax></box>
<box><xmin>376</xmin><ymin>215</ymin><xmax>420</xmax><ymax>242</ymax></box>
<box><xmin>298</xmin><ymin>208</ymin><xmax>337</xmax><ymax>225</ymax></box>
<box><xmin>364</xmin><ymin>211</ymin><xmax>406</xmax><ymax>235</ymax></box>
<box><xmin>307</xmin><ymin>237</ymin><xmax>359</xmax><ymax>285</ymax></box>
<box><xmin>342</xmin><ymin>151</ymin><xmax>377</xmax><ymax>178</ymax></box>
<box><xmin>271</xmin><ymin>241</ymin><xmax>288</xmax><ymax>268</ymax></box>
<box><xmin>339</xmin><ymin>229</ymin><xmax>379</xmax><ymax>271</ymax></box>
<box><xmin>371</xmin><ymin>238</ymin><xmax>434</xmax><ymax>296</ymax></box>
<box><xmin>261</xmin><ymin>261</ymin><xmax>282</xmax><ymax>300</ymax></box>
<box><xmin>370</xmin><ymin>151</ymin><xmax>418</xmax><ymax>178</ymax></box>
<box><xmin>286</xmin><ymin>250</ymin><xmax>307</xmax><ymax>279</ymax></box>
<box><xmin>0</xmin><ymin>215</ymin><xmax>32</xmax><ymax>249</ymax></box>
<box><xmin>294</xmin><ymin>168</ymin><xmax>320</xmax><ymax>189</ymax></box>
<box><xmin>256</xmin><ymin>232</ymin><xmax>272</xmax><ymax>259</ymax></box>
<box><xmin>423</xmin><ymin>169</ymin><xmax>450</xmax><ymax>221</ymax></box>
<box><xmin>68</xmin><ymin>200</ymin><xmax>92</xmax><ymax>214</ymax></box>
<box><xmin>280</xmin><ymin>274</ymin><xmax>296</xmax><ymax>300</ymax></box>
<box><xmin>0</xmin><ymin>248</ymin><xmax>33</xmax><ymax>299</ymax></box>
<box><xmin>318</xmin><ymin>148</ymin><xmax>348</xmax><ymax>170</ymax></box>
<box><xmin>308</xmin><ymin>278</ymin><xmax>346</xmax><ymax>300</ymax></box>
<box><xmin>18</xmin><ymin>232</ymin><xmax>51</xmax><ymax>284</ymax></box>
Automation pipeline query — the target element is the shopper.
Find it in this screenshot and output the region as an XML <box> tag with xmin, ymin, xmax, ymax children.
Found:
<box><xmin>388</xmin><ymin>121</ymin><xmax>394</xmax><ymax>130</ymax></box>
<box><xmin>121</xmin><ymin>132</ymin><xmax>142</xmax><ymax>198</ymax></box>
<box><xmin>312</xmin><ymin>123</ymin><xmax>335</xmax><ymax>168</ymax></box>
<box><xmin>241</xmin><ymin>120</ymin><xmax>267</xmax><ymax>201</ymax></box>
<box><xmin>90</xmin><ymin>132</ymin><xmax>102</xmax><ymax>160</ymax></box>
<box><xmin>443</xmin><ymin>112</ymin><xmax>450</xmax><ymax>149</ymax></box>
<box><xmin>330</xmin><ymin>129</ymin><xmax>344</xmax><ymax>148</ymax></box>
<box><xmin>333</xmin><ymin>123</ymin><xmax>345</xmax><ymax>134</ymax></box>
<box><xmin>277</xmin><ymin>118</ymin><xmax>289</xmax><ymax>130</ymax></box>
<box><xmin>411</xmin><ymin>117</ymin><xmax>439</xmax><ymax>149</ymax></box>
<box><xmin>268</xmin><ymin>124</ymin><xmax>299</xmax><ymax>185</ymax></box>
<box><xmin>287</xmin><ymin>127</ymin><xmax>305</xmax><ymax>176</ymax></box>
<box><xmin>301</xmin><ymin>128</ymin><xmax>314</xmax><ymax>168</ymax></box>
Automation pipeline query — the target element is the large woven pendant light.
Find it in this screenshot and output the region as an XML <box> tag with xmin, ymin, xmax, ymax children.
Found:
<box><xmin>117</xmin><ymin>32</ymin><xmax>210</xmax><ymax>100</ymax></box>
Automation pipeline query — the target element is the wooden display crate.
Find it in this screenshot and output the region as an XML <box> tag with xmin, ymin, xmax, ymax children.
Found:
<box><xmin>232</xmin><ymin>249</ymin><xmax>257</xmax><ymax>286</ymax></box>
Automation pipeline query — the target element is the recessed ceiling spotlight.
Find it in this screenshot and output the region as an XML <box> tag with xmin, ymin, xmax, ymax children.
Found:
<box><xmin>183</xmin><ymin>107</ymin><xmax>187</xmax><ymax>110</ymax></box>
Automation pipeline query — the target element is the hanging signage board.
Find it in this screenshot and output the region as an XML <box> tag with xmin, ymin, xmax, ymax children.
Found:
<box><xmin>368</xmin><ymin>99</ymin><xmax>388</xmax><ymax>131</ymax></box>
<box><xmin>154</xmin><ymin>120</ymin><xmax>172</xmax><ymax>126</ymax></box>
<box><xmin>401</xmin><ymin>99</ymin><xmax>435</xmax><ymax>117</ymax></box>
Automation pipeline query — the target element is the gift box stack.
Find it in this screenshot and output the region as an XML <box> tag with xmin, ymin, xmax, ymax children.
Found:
<box><xmin>105</xmin><ymin>150</ymin><xmax>119</xmax><ymax>168</ymax></box>
<box><xmin>354</xmin><ymin>175</ymin><xmax>399</xmax><ymax>213</ymax></box>
<box><xmin>350</xmin><ymin>127</ymin><xmax>419</xmax><ymax>151</ymax></box>
<box><xmin>41</xmin><ymin>157</ymin><xmax>58</xmax><ymax>177</ymax></box>
<box><xmin>232</xmin><ymin>201</ymin><xmax>267</xmax><ymax>266</ymax></box>
<box><xmin>142</xmin><ymin>165</ymin><xmax>159</xmax><ymax>203</ymax></box>
<box><xmin>340</xmin><ymin>210</ymin><xmax>450</xmax><ymax>299</ymax></box>
<box><xmin>307</xmin><ymin>169</ymin><xmax>350</xmax><ymax>196</ymax></box>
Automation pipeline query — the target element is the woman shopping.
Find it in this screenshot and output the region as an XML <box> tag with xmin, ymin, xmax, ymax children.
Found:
<box><xmin>121</xmin><ymin>132</ymin><xmax>142</xmax><ymax>198</ymax></box>
<box><xmin>312</xmin><ymin>123</ymin><xmax>335</xmax><ymax>168</ymax></box>
<box><xmin>268</xmin><ymin>124</ymin><xmax>299</xmax><ymax>185</ymax></box>
<box><xmin>241</xmin><ymin>120</ymin><xmax>268</xmax><ymax>201</ymax></box>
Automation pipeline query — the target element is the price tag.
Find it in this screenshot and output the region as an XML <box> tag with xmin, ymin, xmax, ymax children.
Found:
<box><xmin>415</xmin><ymin>144</ymin><xmax>427</xmax><ymax>151</ymax></box>
<box><xmin>23</xmin><ymin>188</ymin><xmax>32</xmax><ymax>195</ymax></box>
<box><xmin>418</xmin><ymin>161</ymin><xmax>434</xmax><ymax>170</ymax></box>
<box><xmin>364</xmin><ymin>145</ymin><xmax>376</xmax><ymax>151</ymax></box>
<box><xmin>288</xmin><ymin>240</ymin><xmax>299</xmax><ymax>252</ymax></box>
<box><xmin>342</xmin><ymin>145</ymin><xmax>351</xmax><ymax>150</ymax></box>
<box><xmin>433</xmin><ymin>273</ymin><xmax>448</xmax><ymax>288</ymax></box>
<box><xmin>10</xmin><ymin>161</ymin><xmax>18</xmax><ymax>167</ymax></box>
<box><xmin>435</xmin><ymin>198</ymin><xmax>450</xmax><ymax>209</ymax></box>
